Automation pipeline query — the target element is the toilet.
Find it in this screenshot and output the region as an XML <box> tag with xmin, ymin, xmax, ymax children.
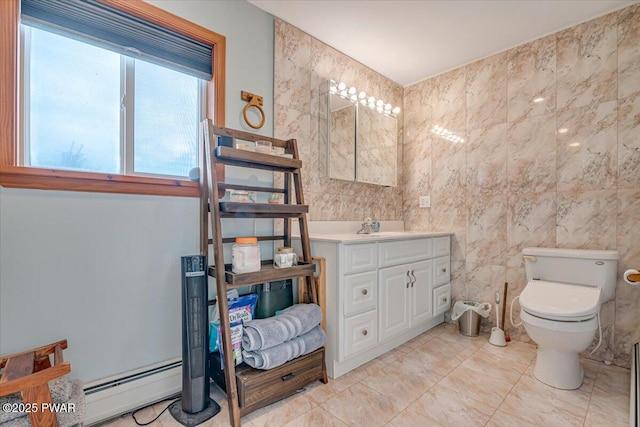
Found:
<box><xmin>518</xmin><ymin>247</ymin><xmax>618</xmax><ymax>390</ymax></box>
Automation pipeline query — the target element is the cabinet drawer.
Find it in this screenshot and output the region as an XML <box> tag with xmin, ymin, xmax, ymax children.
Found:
<box><xmin>433</xmin><ymin>284</ymin><xmax>451</xmax><ymax>316</ymax></box>
<box><xmin>379</xmin><ymin>238</ymin><xmax>432</xmax><ymax>268</ymax></box>
<box><xmin>209</xmin><ymin>348</ymin><xmax>325</xmax><ymax>412</ymax></box>
<box><xmin>344</xmin><ymin>310</ymin><xmax>378</xmax><ymax>358</ymax></box>
<box><xmin>433</xmin><ymin>256</ymin><xmax>450</xmax><ymax>286</ymax></box>
<box><xmin>344</xmin><ymin>271</ymin><xmax>377</xmax><ymax>316</ymax></box>
<box><xmin>344</xmin><ymin>243</ymin><xmax>377</xmax><ymax>274</ymax></box>
<box><xmin>238</xmin><ymin>348</ymin><xmax>324</xmax><ymax>410</ymax></box>
<box><xmin>434</xmin><ymin>235</ymin><xmax>451</xmax><ymax>257</ymax></box>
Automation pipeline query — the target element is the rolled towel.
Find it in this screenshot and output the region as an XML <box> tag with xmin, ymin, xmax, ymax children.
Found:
<box><xmin>242</xmin><ymin>303</ymin><xmax>322</xmax><ymax>351</ymax></box>
<box><xmin>242</xmin><ymin>325</ymin><xmax>326</xmax><ymax>370</ymax></box>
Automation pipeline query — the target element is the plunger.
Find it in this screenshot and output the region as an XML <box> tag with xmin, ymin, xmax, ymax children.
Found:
<box><xmin>501</xmin><ymin>282</ymin><xmax>511</xmax><ymax>342</ymax></box>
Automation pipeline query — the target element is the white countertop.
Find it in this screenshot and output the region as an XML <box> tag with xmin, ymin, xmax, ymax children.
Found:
<box><xmin>294</xmin><ymin>231</ymin><xmax>453</xmax><ymax>243</ymax></box>
<box><xmin>290</xmin><ymin>221</ymin><xmax>452</xmax><ymax>243</ymax></box>
<box><xmin>310</xmin><ymin>231</ymin><xmax>452</xmax><ymax>243</ymax></box>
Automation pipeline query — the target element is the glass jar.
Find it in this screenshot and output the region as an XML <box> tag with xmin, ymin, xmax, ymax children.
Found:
<box><xmin>232</xmin><ymin>237</ymin><xmax>261</xmax><ymax>273</ymax></box>
<box><xmin>229</xmin><ymin>190</ymin><xmax>251</xmax><ymax>202</ymax></box>
<box><xmin>273</xmin><ymin>247</ymin><xmax>298</xmax><ymax>269</ymax></box>
<box><xmin>255</xmin><ymin>140</ymin><xmax>272</xmax><ymax>154</ymax></box>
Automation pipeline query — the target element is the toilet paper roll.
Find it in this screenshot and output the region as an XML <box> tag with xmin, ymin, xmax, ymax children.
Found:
<box><xmin>623</xmin><ymin>269</ymin><xmax>640</xmax><ymax>286</ymax></box>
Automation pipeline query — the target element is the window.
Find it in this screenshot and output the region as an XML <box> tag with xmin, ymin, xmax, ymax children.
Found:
<box><xmin>0</xmin><ymin>0</ymin><xmax>226</xmax><ymax>196</ymax></box>
<box><xmin>22</xmin><ymin>26</ymin><xmax>203</xmax><ymax>178</ymax></box>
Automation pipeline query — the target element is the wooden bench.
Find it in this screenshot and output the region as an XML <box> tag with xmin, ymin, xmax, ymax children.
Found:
<box><xmin>0</xmin><ymin>340</ymin><xmax>71</xmax><ymax>427</ymax></box>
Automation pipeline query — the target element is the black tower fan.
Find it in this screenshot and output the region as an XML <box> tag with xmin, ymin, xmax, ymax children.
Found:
<box><xmin>169</xmin><ymin>255</ymin><xmax>219</xmax><ymax>426</ymax></box>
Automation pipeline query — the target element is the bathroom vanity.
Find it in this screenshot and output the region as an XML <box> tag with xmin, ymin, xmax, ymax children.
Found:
<box><xmin>296</xmin><ymin>229</ymin><xmax>452</xmax><ymax>378</ymax></box>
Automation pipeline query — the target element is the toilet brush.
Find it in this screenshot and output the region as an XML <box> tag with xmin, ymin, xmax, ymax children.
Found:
<box><xmin>489</xmin><ymin>291</ymin><xmax>507</xmax><ymax>346</ymax></box>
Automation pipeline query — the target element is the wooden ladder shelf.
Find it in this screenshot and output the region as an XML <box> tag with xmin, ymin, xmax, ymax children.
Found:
<box><xmin>199</xmin><ymin>120</ymin><xmax>327</xmax><ymax>426</ymax></box>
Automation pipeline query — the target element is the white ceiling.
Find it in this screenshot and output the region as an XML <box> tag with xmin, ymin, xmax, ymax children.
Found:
<box><xmin>248</xmin><ymin>0</ymin><xmax>636</xmax><ymax>87</ymax></box>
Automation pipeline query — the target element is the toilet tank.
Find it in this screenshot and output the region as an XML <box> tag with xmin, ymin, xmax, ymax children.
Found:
<box><xmin>523</xmin><ymin>247</ymin><xmax>618</xmax><ymax>302</ymax></box>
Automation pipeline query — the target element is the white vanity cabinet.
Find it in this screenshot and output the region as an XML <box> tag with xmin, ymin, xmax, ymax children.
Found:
<box><xmin>301</xmin><ymin>232</ymin><xmax>452</xmax><ymax>379</ymax></box>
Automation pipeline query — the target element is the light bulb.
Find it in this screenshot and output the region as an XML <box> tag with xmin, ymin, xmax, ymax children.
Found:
<box><xmin>533</xmin><ymin>96</ymin><xmax>545</xmax><ymax>103</ymax></box>
<box><xmin>368</xmin><ymin>96</ymin><xmax>375</xmax><ymax>104</ymax></box>
<box><xmin>340</xmin><ymin>90</ymin><xmax>348</xmax><ymax>97</ymax></box>
<box><xmin>392</xmin><ymin>107</ymin><xmax>401</xmax><ymax>114</ymax></box>
<box><xmin>348</xmin><ymin>86</ymin><xmax>356</xmax><ymax>95</ymax></box>
<box><xmin>330</xmin><ymin>85</ymin><xmax>337</xmax><ymax>93</ymax></box>
<box><xmin>337</xmin><ymin>82</ymin><xmax>347</xmax><ymax>91</ymax></box>
<box><xmin>377</xmin><ymin>106</ymin><xmax>383</xmax><ymax>113</ymax></box>
<box><xmin>376</xmin><ymin>99</ymin><xmax>383</xmax><ymax>107</ymax></box>
<box><xmin>384</xmin><ymin>103</ymin><xmax>392</xmax><ymax>111</ymax></box>
<box><xmin>350</xmin><ymin>94</ymin><xmax>358</xmax><ymax>101</ymax></box>
<box><xmin>358</xmin><ymin>91</ymin><xmax>366</xmax><ymax>99</ymax></box>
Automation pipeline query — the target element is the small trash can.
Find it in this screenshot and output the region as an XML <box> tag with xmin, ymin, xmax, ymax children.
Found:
<box><xmin>458</xmin><ymin>309</ymin><xmax>481</xmax><ymax>337</ymax></box>
<box><xmin>451</xmin><ymin>300</ymin><xmax>492</xmax><ymax>337</ymax></box>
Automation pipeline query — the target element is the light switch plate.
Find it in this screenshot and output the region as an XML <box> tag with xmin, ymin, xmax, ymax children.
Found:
<box><xmin>419</xmin><ymin>196</ymin><xmax>430</xmax><ymax>208</ymax></box>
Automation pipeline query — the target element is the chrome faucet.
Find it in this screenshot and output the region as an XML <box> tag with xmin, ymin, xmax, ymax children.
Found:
<box><xmin>357</xmin><ymin>217</ymin><xmax>373</xmax><ymax>234</ymax></box>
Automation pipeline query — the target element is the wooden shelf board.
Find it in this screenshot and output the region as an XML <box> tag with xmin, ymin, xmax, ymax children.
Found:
<box><xmin>219</xmin><ymin>202</ymin><xmax>308</xmax><ymax>217</ymax></box>
<box><xmin>208</xmin><ymin>261</ymin><xmax>315</xmax><ymax>287</ymax></box>
<box><xmin>218</xmin><ymin>235</ymin><xmax>286</xmax><ymax>244</ymax></box>
<box><xmin>217</xmin><ymin>183</ymin><xmax>286</xmax><ymax>194</ymax></box>
<box><xmin>215</xmin><ymin>146</ymin><xmax>301</xmax><ymax>171</ymax></box>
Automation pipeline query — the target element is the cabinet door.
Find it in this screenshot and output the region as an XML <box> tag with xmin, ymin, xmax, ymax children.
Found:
<box><xmin>378</xmin><ymin>264</ymin><xmax>411</xmax><ymax>341</ymax></box>
<box><xmin>411</xmin><ymin>260</ymin><xmax>433</xmax><ymax>325</ymax></box>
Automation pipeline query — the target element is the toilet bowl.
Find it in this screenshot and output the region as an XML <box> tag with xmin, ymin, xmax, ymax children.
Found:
<box><xmin>519</xmin><ymin>248</ymin><xmax>618</xmax><ymax>390</ymax></box>
<box><xmin>520</xmin><ymin>280</ymin><xmax>601</xmax><ymax>389</ymax></box>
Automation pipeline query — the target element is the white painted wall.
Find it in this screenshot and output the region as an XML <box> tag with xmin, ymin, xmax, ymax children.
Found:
<box><xmin>149</xmin><ymin>0</ymin><xmax>275</xmax><ymax>136</ymax></box>
<box><xmin>0</xmin><ymin>0</ymin><xmax>275</xmax><ymax>383</ymax></box>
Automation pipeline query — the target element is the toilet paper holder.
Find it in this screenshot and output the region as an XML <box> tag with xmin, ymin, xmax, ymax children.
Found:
<box><xmin>624</xmin><ymin>269</ymin><xmax>640</xmax><ymax>285</ymax></box>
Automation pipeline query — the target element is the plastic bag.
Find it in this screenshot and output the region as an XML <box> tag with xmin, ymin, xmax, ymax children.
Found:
<box><xmin>217</xmin><ymin>321</ymin><xmax>244</xmax><ymax>369</ymax></box>
<box><xmin>209</xmin><ymin>293</ymin><xmax>258</xmax><ymax>354</ymax></box>
<box><xmin>209</xmin><ymin>289</ymin><xmax>240</xmax><ymax>324</ymax></box>
<box><xmin>450</xmin><ymin>300</ymin><xmax>492</xmax><ymax>320</ymax></box>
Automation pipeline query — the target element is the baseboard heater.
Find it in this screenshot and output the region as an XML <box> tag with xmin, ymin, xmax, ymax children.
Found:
<box><xmin>632</xmin><ymin>342</ymin><xmax>639</xmax><ymax>427</ymax></box>
<box><xmin>83</xmin><ymin>358</ymin><xmax>182</xmax><ymax>425</ymax></box>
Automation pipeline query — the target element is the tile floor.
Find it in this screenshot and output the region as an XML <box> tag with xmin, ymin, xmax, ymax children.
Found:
<box><xmin>103</xmin><ymin>323</ymin><xmax>631</xmax><ymax>426</ymax></box>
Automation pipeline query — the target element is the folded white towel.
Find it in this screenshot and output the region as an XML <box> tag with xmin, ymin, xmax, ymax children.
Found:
<box><xmin>242</xmin><ymin>325</ymin><xmax>326</xmax><ymax>370</ymax></box>
<box><xmin>242</xmin><ymin>303</ymin><xmax>322</xmax><ymax>351</ymax></box>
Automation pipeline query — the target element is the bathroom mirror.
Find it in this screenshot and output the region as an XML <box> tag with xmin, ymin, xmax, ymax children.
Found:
<box><xmin>321</xmin><ymin>88</ymin><xmax>357</xmax><ymax>181</ymax></box>
<box><xmin>318</xmin><ymin>80</ymin><xmax>398</xmax><ymax>187</ymax></box>
<box><xmin>356</xmin><ymin>106</ymin><xmax>397</xmax><ymax>186</ymax></box>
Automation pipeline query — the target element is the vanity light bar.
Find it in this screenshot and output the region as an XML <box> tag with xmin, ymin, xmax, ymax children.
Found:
<box><xmin>330</xmin><ymin>81</ymin><xmax>401</xmax><ymax>117</ymax></box>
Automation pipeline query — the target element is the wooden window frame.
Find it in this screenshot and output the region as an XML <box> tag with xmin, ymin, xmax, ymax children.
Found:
<box><xmin>0</xmin><ymin>0</ymin><xmax>225</xmax><ymax>197</ymax></box>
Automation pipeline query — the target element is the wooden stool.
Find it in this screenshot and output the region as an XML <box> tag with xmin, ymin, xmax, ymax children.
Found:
<box><xmin>0</xmin><ymin>340</ymin><xmax>71</xmax><ymax>427</ymax></box>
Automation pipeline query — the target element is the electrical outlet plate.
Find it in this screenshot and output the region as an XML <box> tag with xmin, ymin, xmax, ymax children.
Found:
<box><xmin>419</xmin><ymin>196</ymin><xmax>430</xmax><ymax>208</ymax></box>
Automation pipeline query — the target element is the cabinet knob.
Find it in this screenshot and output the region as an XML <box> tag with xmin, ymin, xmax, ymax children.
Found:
<box><xmin>362</xmin><ymin>289</ymin><xmax>368</xmax><ymax>295</ymax></box>
<box><xmin>443</xmin><ymin>297</ymin><xmax>448</xmax><ymax>303</ymax></box>
<box><xmin>362</xmin><ymin>329</ymin><xmax>368</xmax><ymax>336</ymax></box>
<box><xmin>441</xmin><ymin>267</ymin><xmax>447</xmax><ymax>273</ymax></box>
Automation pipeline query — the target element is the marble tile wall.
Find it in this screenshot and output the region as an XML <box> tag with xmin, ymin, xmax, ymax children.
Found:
<box><xmin>274</xmin><ymin>19</ymin><xmax>404</xmax><ymax>222</ymax></box>
<box><xmin>404</xmin><ymin>4</ymin><xmax>640</xmax><ymax>367</ymax></box>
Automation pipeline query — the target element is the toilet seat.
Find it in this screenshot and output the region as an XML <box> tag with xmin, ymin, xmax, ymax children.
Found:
<box><xmin>520</xmin><ymin>280</ymin><xmax>601</xmax><ymax>322</ymax></box>
<box><xmin>520</xmin><ymin>309</ymin><xmax>598</xmax><ymax>333</ymax></box>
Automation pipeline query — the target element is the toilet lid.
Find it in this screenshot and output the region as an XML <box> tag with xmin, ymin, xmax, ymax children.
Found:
<box><xmin>520</xmin><ymin>280</ymin><xmax>601</xmax><ymax>321</ymax></box>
